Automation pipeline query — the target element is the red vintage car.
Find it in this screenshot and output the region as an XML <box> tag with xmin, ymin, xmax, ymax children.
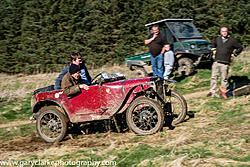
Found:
<box><xmin>31</xmin><ymin>72</ymin><xmax>187</xmax><ymax>142</ymax></box>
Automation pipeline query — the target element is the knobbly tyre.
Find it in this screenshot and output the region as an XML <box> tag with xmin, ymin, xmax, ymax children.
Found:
<box><xmin>31</xmin><ymin>72</ymin><xmax>187</xmax><ymax>142</ymax></box>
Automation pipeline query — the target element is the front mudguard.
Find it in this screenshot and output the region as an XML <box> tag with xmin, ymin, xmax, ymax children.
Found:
<box><xmin>115</xmin><ymin>84</ymin><xmax>148</xmax><ymax>114</ymax></box>
<box><xmin>115</xmin><ymin>79</ymin><xmax>173</xmax><ymax>115</ymax></box>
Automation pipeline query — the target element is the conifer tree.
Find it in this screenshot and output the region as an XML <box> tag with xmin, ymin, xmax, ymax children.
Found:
<box><xmin>0</xmin><ymin>0</ymin><xmax>248</xmax><ymax>73</ymax></box>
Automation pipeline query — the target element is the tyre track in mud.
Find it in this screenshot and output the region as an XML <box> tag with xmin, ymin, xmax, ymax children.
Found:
<box><xmin>0</xmin><ymin>134</ymin><xmax>52</xmax><ymax>152</ymax></box>
<box><xmin>183</xmin><ymin>90</ymin><xmax>209</xmax><ymax>100</ymax></box>
<box><xmin>0</xmin><ymin>120</ymin><xmax>34</xmax><ymax>129</ymax></box>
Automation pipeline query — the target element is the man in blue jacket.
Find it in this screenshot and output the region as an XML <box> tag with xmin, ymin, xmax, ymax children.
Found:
<box><xmin>207</xmin><ymin>27</ymin><xmax>243</xmax><ymax>97</ymax></box>
<box><xmin>54</xmin><ymin>51</ymin><xmax>92</xmax><ymax>90</ymax></box>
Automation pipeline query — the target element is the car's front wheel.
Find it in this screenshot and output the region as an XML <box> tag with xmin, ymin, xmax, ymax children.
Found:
<box><xmin>126</xmin><ymin>98</ymin><xmax>164</xmax><ymax>135</ymax></box>
<box><xmin>36</xmin><ymin>106</ymin><xmax>67</xmax><ymax>143</ymax></box>
<box><xmin>168</xmin><ymin>91</ymin><xmax>187</xmax><ymax>125</ymax></box>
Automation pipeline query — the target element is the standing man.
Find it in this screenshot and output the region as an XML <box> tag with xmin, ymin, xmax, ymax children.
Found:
<box><xmin>207</xmin><ymin>27</ymin><xmax>243</xmax><ymax>97</ymax></box>
<box><xmin>145</xmin><ymin>25</ymin><xmax>167</xmax><ymax>78</ymax></box>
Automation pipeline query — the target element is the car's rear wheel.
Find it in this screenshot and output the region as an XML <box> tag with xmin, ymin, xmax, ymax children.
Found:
<box><xmin>36</xmin><ymin>106</ymin><xmax>67</xmax><ymax>143</ymax></box>
<box><xmin>126</xmin><ymin>98</ymin><xmax>164</xmax><ymax>135</ymax></box>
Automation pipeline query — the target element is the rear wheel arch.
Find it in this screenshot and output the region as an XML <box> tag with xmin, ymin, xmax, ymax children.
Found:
<box><xmin>33</xmin><ymin>100</ymin><xmax>69</xmax><ymax>121</ymax></box>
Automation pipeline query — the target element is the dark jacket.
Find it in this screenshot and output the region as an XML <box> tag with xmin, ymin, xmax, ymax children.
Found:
<box><xmin>212</xmin><ymin>36</ymin><xmax>243</xmax><ymax>64</ymax></box>
<box><xmin>54</xmin><ymin>63</ymin><xmax>71</xmax><ymax>90</ymax></box>
<box><xmin>147</xmin><ymin>33</ymin><xmax>167</xmax><ymax>57</ymax></box>
<box><xmin>61</xmin><ymin>72</ymin><xmax>82</xmax><ymax>97</ymax></box>
<box><xmin>80</xmin><ymin>63</ymin><xmax>92</xmax><ymax>85</ymax></box>
<box><xmin>54</xmin><ymin>62</ymin><xmax>92</xmax><ymax>90</ymax></box>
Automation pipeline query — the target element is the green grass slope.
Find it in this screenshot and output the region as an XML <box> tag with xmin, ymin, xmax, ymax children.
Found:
<box><xmin>0</xmin><ymin>50</ymin><xmax>249</xmax><ymax>166</ymax></box>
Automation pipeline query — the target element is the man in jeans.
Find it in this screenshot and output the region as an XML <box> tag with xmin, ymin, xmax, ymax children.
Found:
<box><xmin>145</xmin><ymin>25</ymin><xmax>167</xmax><ymax>78</ymax></box>
<box><xmin>207</xmin><ymin>27</ymin><xmax>243</xmax><ymax>97</ymax></box>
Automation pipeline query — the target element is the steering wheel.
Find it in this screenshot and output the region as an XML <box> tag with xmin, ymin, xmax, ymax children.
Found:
<box><xmin>90</xmin><ymin>72</ymin><xmax>103</xmax><ymax>85</ymax></box>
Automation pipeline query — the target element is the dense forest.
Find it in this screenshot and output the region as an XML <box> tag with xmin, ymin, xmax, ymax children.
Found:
<box><xmin>0</xmin><ymin>0</ymin><xmax>249</xmax><ymax>73</ymax></box>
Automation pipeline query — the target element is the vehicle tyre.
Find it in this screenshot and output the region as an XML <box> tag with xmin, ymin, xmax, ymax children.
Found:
<box><xmin>168</xmin><ymin>91</ymin><xmax>187</xmax><ymax>125</ymax></box>
<box><xmin>126</xmin><ymin>97</ymin><xmax>164</xmax><ymax>135</ymax></box>
<box><xmin>36</xmin><ymin>106</ymin><xmax>67</xmax><ymax>143</ymax></box>
<box><xmin>178</xmin><ymin>57</ymin><xmax>194</xmax><ymax>76</ymax></box>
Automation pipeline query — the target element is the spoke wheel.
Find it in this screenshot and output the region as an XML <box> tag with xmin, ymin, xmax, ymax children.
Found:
<box><xmin>36</xmin><ymin>106</ymin><xmax>67</xmax><ymax>143</ymax></box>
<box><xmin>126</xmin><ymin>98</ymin><xmax>164</xmax><ymax>135</ymax></box>
<box><xmin>166</xmin><ymin>91</ymin><xmax>187</xmax><ymax>125</ymax></box>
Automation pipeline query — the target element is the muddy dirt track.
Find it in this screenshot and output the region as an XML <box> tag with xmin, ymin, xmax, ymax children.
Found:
<box><xmin>0</xmin><ymin>134</ymin><xmax>51</xmax><ymax>152</ymax></box>
<box><xmin>0</xmin><ymin>126</ymin><xmax>173</xmax><ymax>153</ymax></box>
<box><xmin>0</xmin><ymin>115</ymin><xmax>190</xmax><ymax>159</ymax></box>
<box><xmin>0</xmin><ymin>91</ymin><xmax>207</xmax><ymax>156</ymax></box>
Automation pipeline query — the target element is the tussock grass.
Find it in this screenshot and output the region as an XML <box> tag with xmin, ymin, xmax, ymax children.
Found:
<box><xmin>0</xmin><ymin>124</ymin><xmax>36</xmax><ymax>141</ymax></box>
<box><xmin>0</xmin><ymin>73</ymin><xmax>57</xmax><ymax>101</ymax></box>
<box><xmin>0</xmin><ymin>93</ymin><xmax>32</xmax><ymax>124</ymax></box>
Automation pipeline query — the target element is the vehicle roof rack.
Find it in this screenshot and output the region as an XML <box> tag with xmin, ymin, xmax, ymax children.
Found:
<box><xmin>145</xmin><ymin>19</ymin><xmax>193</xmax><ymax>27</ymax></box>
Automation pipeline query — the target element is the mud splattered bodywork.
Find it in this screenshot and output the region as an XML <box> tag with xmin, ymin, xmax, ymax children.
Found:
<box><xmin>32</xmin><ymin>73</ymin><xmax>187</xmax><ymax>142</ymax></box>
<box><xmin>31</xmin><ymin>76</ymin><xmax>152</xmax><ymax>123</ymax></box>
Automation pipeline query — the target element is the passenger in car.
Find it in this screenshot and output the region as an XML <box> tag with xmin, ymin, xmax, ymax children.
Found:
<box><xmin>54</xmin><ymin>51</ymin><xmax>92</xmax><ymax>90</ymax></box>
<box><xmin>61</xmin><ymin>64</ymin><xmax>89</xmax><ymax>97</ymax></box>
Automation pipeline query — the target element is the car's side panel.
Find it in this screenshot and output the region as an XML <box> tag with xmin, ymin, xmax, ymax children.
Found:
<box><xmin>100</xmin><ymin>78</ymin><xmax>151</xmax><ymax>115</ymax></box>
<box><xmin>33</xmin><ymin>90</ymin><xmax>74</xmax><ymax>121</ymax></box>
<box><xmin>117</xmin><ymin>83</ymin><xmax>150</xmax><ymax>114</ymax></box>
<box><xmin>100</xmin><ymin>82</ymin><xmax>124</xmax><ymax>115</ymax></box>
<box><xmin>33</xmin><ymin>77</ymin><xmax>152</xmax><ymax>123</ymax></box>
<box><xmin>68</xmin><ymin>85</ymin><xmax>105</xmax><ymax>122</ymax></box>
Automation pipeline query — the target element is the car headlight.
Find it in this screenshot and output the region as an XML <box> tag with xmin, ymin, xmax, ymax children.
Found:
<box><xmin>190</xmin><ymin>44</ymin><xmax>195</xmax><ymax>49</ymax></box>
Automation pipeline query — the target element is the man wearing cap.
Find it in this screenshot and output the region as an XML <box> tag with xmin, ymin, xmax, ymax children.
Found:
<box><xmin>207</xmin><ymin>27</ymin><xmax>243</xmax><ymax>97</ymax></box>
<box><xmin>61</xmin><ymin>64</ymin><xmax>89</xmax><ymax>97</ymax></box>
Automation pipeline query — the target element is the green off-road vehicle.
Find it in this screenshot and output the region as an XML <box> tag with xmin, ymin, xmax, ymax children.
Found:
<box><xmin>125</xmin><ymin>19</ymin><xmax>212</xmax><ymax>76</ymax></box>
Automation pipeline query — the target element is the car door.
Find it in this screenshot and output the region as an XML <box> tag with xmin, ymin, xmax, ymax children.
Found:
<box><xmin>99</xmin><ymin>81</ymin><xmax>124</xmax><ymax>114</ymax></box>
<box><xmin>68</xmin><ymin>85</ymin><xmax>101</xmax><ymax>115</ymax></box>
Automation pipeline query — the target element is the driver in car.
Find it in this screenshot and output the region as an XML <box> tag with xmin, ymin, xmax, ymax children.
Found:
<box><xmin>61</xmin><ymin>64</ymin><xmax>89</xmax><ymax>97</ymax></box>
